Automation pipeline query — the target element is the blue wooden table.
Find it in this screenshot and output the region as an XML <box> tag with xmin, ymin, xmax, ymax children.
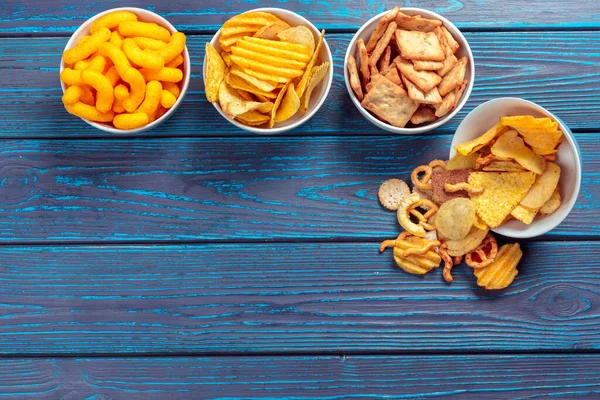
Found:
<box><xmin>1</xmin><ymin>1</ymin><xmax>599</xmax><ymax>398</ymax></box>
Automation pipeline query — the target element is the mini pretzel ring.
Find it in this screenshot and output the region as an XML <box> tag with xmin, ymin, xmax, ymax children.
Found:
<box><xmin>465</xmin><ymin>234</ymin><xmax>498</xmax><ymax>269</ymax></box>
<box><xmin>428</xmin><ymin>159</ymin><xmax>447</xmax><ymax>170</ymax></box>
<box><xmin>411</xmin><ymin>165</ymin><xmax>433</xmax><ymax>191</ymax></box>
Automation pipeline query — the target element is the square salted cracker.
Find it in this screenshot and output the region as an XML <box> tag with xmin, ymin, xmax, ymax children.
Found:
<box><xmin>396</xmin><ymin>57</ymin><xmax>442</xmax><ymax>92</ymax></box>
<box><xmin>438</xmin><ymin>56</ymin><xmax>468</xmax><ymax>96</ymax></box>
<box><xmin>410</xmin><ymin>106</ymin><xmax>436</xmax><ymax>125</ymax></box>
<box><xmin>395</xmin><ymin>30</ymin><xmax>445</xmax><ymax>62</ymax></box>
<box><xmin>413</xmin><ymin>60</ymin><xmax>444</xmax><ymax>71</ymax></box>
<box><xmin>395</xmin><ymin>11</ymin><xmax>442</xmax><ymax>32</ymax></box>
<box><xmin>361</xmin><ymin>76</ymin><xmax>419</xmax><ymax>128</ymax></box>
<box><xmin>401</xmin><ymin>74</ymin><xmax>442</xmax><ymax>104</ymax></box>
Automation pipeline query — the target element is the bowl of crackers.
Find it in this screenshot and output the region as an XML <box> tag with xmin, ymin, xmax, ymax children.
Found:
<box><xmin>203</xmin><ymin>8</ymin><xmax>333</xmax><ymax>134</ymax></box>
<box><xmin>450</xmin><ymin>97</ymin><xmax>581</xmax><ymax>238</ymax></box>
<box><xmin>344</xmin><ymin>7</ymin><xmax>474</xmax><ymax>133</ymax></box>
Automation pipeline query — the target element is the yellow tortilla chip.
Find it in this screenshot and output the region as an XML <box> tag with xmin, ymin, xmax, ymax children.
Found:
<box><xmin>511</xmin><ymin>204</ymin><xmax>538</xmax><ymax>224</ymax></box>
<box><xmin>205</xmin><ymin>43</ymin><xmax>226</xmax><ymax>103</ymax></box>
<box><xmin>455</xmin><ymin>122</ymin><xmax>507</xmax><ymax>156</ymax></box>
<box><xmin>447</xmin><ymin>152</ymin><xmax>479</xmax><ymax>170</ymax></box>
<box><xmin>468</xmin><ymin>171</ymin><xmax>536</xmax><ymax>228</ymax></box>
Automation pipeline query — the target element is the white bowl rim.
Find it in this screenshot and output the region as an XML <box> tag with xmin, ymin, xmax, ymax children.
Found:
<box><xmin>204</xmin><ymin>6</ymin><xmax>334</xmax><ymax>135</ymax></box>
<box><xmin>450</xmin><ymin>97</ymin><xmax>582</xmax><ymax>238</ymax></box>
<box><xmin>59</xmin><ymin>6</ymin><xmax>191</xmax><ymax>134</ymax></box>
<box><xmin>343</xmin><ymin>7</ymin><xmax>475</xmax><ymax>135</ymax></box>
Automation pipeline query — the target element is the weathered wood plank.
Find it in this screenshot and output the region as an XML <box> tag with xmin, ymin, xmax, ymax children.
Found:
<box><xmin>2</xmin><ymin>0</ymin><xmax>599</xmax><ymax>35</ymax></box>
<box><xmin>0</xmin><ymin>241</ymin><xmax>598</xmax><ymax>354</ymax></box>
<box><xmin>2</xmin><ymin>355</ymin><xmax>600</xmax><ymax>398</ymax></box>
<box><xmin>0</xmin><ymin>32</ymin><xmax>599</xmax><ymax>137</ymax></box>
<box><xmin>0</xmin><ymin>135</ymin><xmax>595</xmax><ymax>242</ymax></box>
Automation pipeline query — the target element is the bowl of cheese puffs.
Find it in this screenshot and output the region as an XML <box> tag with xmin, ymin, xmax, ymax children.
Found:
<box><xmin>344</xmin><ymin>7</ymin><xmax>474</xmax><ymax>134</ymax></box>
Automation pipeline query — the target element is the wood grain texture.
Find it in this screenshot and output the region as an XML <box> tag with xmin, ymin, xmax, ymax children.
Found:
<box><xmin>1</xmin><ymin>32</ymin><xmax>599</xmax><ymax>138</ymax></box>
<box><xmin>2</xmin><ymin>355</ymin><xmax>600</xmax><ymax>399</ymax></box>
<box><xmin>1</xmin><ymin>0</ymin><xmax>599</xmax><ymax>35</ymax></box>
<box><xmin>0</xmin><ymin>241</ymin><xmax>598</xmax><ymax>354</ymax></box>
<box><xmin>0</xmin><ymin>135</ymin><xmax>595</xmax><ymax>242</ymax></box>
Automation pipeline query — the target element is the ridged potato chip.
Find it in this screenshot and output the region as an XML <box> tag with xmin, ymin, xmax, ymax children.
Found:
<box><xmin>219</xmin><ymin>12</ymin><xmax>283</xmax><ymax>50</ymax></box>
<box><xmin>274</xmin><ymin>83</ymin><xmax>300</xmax><ymax>123</ymax></box>
<box><xmin>236</xmin><ymin>38</ymin><xmax>311</xmax><ymax>63</ymax></box>
<box><xmin>539</xmin><ymin>189</ymin><xmax>561</xmax><ymax>215</ymax></box>
<box><xmin>491</xmin><ymin>130</ymin><xmax>546</xmax><ymax>175</ymax></box>
<box><xmin>474</xmin><ymin>243</ymin><xmax>522</xmax><ymax>290</ymax></box>
<box><xmin>277</xmin><ymin>26</ymin><xmax>315</xmax><ymax>55</ymax></box>
<box><xmin>204</xmin><ymin>43</ymin><xmax>226</xmax><ymax>103</ymax></box>
<box><xmin>435</xmin><ymin>198</ymin><xmax>476</xmax><ymax>240</ymax></box>
<box><xmin>391</xmin><ymin>236</ymin><xmax>442</xmax><ymax>275</ymax></box>
<box><xmin>455</xmin><ymin>122</ymin><xmax>507</xmax><ymax>156</ymax></box>
<box><xmin>468</xmin><ymin>171</ymin><xmax>536</xmax><ymax>228</ymax></box>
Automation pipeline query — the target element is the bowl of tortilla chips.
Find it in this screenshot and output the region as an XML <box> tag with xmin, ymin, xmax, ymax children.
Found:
<box><xmin>344</xmin><ymin>7</ymin><xmax>474</xmax><ymax>134</ymax></box>
<box><xmin>450</xmin><ymin>97</ymin><xmax>582</xmax><ymax>238</ymax></box>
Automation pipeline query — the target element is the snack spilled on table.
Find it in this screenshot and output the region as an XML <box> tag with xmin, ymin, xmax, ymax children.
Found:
<box><xmin>204</xmin><ymin>11</ymin><xmax>330</xmax><ymax>128</ymax></box>
<box><xmin>378</xmin><ymin>115</ymin><xmax>563</xmax><ymax>289</ymax></box>
<box><xmin>61</xmin><ymin>11</ymin><xmax>187</xmax><ymax>130</ymax></box>
<box><xmin>348</xmin><ymin>7</ymin><xmax>468</xmax><ymax>127</ymax></box>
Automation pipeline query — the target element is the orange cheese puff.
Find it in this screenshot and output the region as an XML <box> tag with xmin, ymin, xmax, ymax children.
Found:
<box><xmin>81</xmin><ymin>69</ymin><xmax>114</xmax><ymax>113</ymax></box>
<box><xmin>109</xmin><ymin>31</ymin><xmax>124</xmax><ymax>48</ymax></box>
<box><xmin>122</xmin><ymin>38</ymin><xmax>164</xmax><ymax>69</ymax></box>
<box><xmin>118</xmin><ymin>21</ymin><xmax>171</xmax><ymax>42</ymax></box>
<box><xmin>65</xmin><ymin>101</ymin><xmax>114</xmax><ymax>122</ymax></box>
<box><xmin>157</xmin><ymin>32</ymin><xmax>186</xmax><ymax>63</ymax></box>
<box><xmin>160</xmin><ymin>89</ymin><xmax>177</xmax><ymax>108</ymax></box>
<box><xmin>113</xmin><ymin>113</ymin><xmax>149</xmax><ymax>130</ymax></box>
<box><xmin>62</xmin><ymin>85</ymin><xmax>84</xmax><ymax>105</ymax></box>
<box><xmin>133</xmin><ymin>37</ymin><xmax>167</xmax><ymax>50</ymax></box>
<box><xmin>63</xmin><ymin>27</ymin><xmax>111</xmax><ymax>64</ymax></box>
<box><xmin>165</xmin><ymin>54</ymin><xmax>184</xmax><ymax>68</ymax></box>
<box><xmin>136</xmin><ymin>80</ymin><xmax>162</xmax><ymax>117</ymax></box>
<box><xmin>114</xmin><ymin>84</ymin><xmax>130</xmax><ymax>101</ymax></box>
<box><xmin>162</xmin><ymin>82</ymin><xmax>180</xmax><ymax>98</ymax></box>
<box><xmin>60</xmin><ymin>68</ymin><xmax>83</xmax><ymax>86</ymax></box>
<box><xmin>140</xmin><ymin>67</ymin><xmax>183</xmax><ymax>82</ymax></box>
<box><xmin>91</xmin><ymin>11</ymin><xmax>137</xmax><ymax>33</ymax></box>
<box><xmin>105</xmin><ymin>65</ymin><xmax>120</xmax><ymax>87</ymax></box>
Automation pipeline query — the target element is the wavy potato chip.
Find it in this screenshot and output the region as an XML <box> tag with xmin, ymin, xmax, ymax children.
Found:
<box><xmin>455</xmin><ymin>122</ymin><xmax>507</xmax><ymax>156</ymax></box>
<box><xmin>468</xmin><ymin>171</ymin><xmax>536</xmax><ymax>228</ymax></box>
<box><xmin>474</xmin><ymin>243</ymin><xmax>522</xmax><ymax>290</ymax></box>
<box><xmin>230</xmin><ymin>45</ymin><xmax>307</xmax><ymax>70</ymax></box>
<box><xmin>392</xmin><ymin>236</ymin><xmax>442</xmax><ymax>274</ymax></box>
<box><xmin>242</xmin><ymin>67</ymin><xmax>290</xmax><ymax>84</ymax></box>
<box><xmin>491</xmin><ymin>130</ymin><xmax>546</xmax><ymax>175</ymax></box>
<box><xmin>445</xmin><ymin>225</ymin><xmax>489</xmax><ymax>257</ymax></box>
<box><xmin>254</xmin><ymin>21</ymin><xmax>291</xmax><ymax>40</ymax></box>
<box><xmin>242</xmin><ymin>36</ymin><xmax>311</xmax><ymax>55</ymax></box>
<box><xmin>519</xmin><ymin>162</ymin><xmax>561</xmax><ymax>209</ymax></box>
<box><xmin>447</xmin><ymin>152</ymin><xmax>479</xmax><ymax>170</ymax></box>
<box><xmin>539</xmin><ymin>189</ymin><xmax>561</xmax><ymax>215</ymax></box>
<box><xmin>436</xmin><ymin>198</ymin><xmax>476</xmax><ymax>240</ymax></box>
<box><xmin>219</xmin><ymin>12</ymin><xmax>283</xmax><ymax>50</ymax></box>
<box><xmin>301</xmin><ymin>62</ymin><xmax>330</xmax><ymax>113</ymax></box>
<box><xmin>230</xmin><ymin>54</ymin><xmax>304</xmax><ymax>79</ymax></box>
<box><xmin>236</xmin><ymin>38</ymin><xmax>311</xmax><ymax>62</ymax></box>
<box><xmin>221</xmin><ymin>51</ymin><xmax>232</xmax><ymax>67</ymax></box>
<box><xmin>204</xmin><ymin>43</ymin><xmax>226</xmax><ymax>103</ymax></box>
<box><xmin>274</xmin><ymin>83</ymin><xmax>300</xmax><ymax>123</ymax></box>
<box><xmin>277</xmin><ymin>26</ymin><xmax>315</xmax><ymax>55</ymax></box>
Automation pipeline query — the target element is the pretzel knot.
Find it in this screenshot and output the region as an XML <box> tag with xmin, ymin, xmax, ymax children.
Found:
<box><xmin>408</xmin><ymin>199</ymin><xmax>438</xmax><ymax>231</ymax></box>
<box><xmin>439</xmin><ymin>244</ymin><xmax>455</xmax><ymax>283</ymax></box>
<box><xmin>465</xmin><ymin>234</ymin><xmax>498</xmax><ymax>269</ymax></box>
<box><xmin>476</xmin><ymin>153</ymin><xmax>496</xmax><ymax>166</ymax></box>
<box><xmin>444</xmin><ymin>182</ymin><xmax>484</xmax><ymax>195</ymax></box>
<box><xmin>411</xmin><ymin>165</ymin><xmax>432</xmax><ymax>191</ymax></box>
<box><xmin>428</xmin><ymin>159</ymin><xmax>447</xmax><ymax>170</ymax></box>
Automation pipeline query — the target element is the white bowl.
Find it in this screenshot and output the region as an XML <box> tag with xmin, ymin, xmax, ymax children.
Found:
<box><xmin>344</xmin><ymin>8</ymin><xmax>474</xmax><ymax>134</ymax></box>
<box><xmin>204</xmin><ymin>7</ymin><xmax>333</xmax><ymax>135</ymax></box>
<box><xmin>450</xmin><ymin>97</ymin><xmax>582</xmax><ymax>238</ymax></box>
<box><xmin>60</xmin><ymin>7</ymin><xmax>191</xmax><ymax>134</ymax></box>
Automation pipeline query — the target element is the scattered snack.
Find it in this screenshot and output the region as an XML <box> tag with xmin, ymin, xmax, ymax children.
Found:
<box><xmin>61</xmin><ymin>11</ymin><xmax>187</xmax><ymax>129</ymax></box>
<box><xmin>349</xmin><ymin>7</ymin><xmax>469</xmax><ymax>127</ymax></box>
<box><xmin>205</xmin><ymin>11</ymin><xmax>330</xmax><ymax>128</ymax></box>
<box><xmin>378</xmin><ymin>114</ymin><xmax>564</xmax><ymax>289</ymax></box>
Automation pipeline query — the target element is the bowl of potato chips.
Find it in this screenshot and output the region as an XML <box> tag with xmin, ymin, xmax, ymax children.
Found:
<box><xmin>60</xmin><ymin>7</ymin><xmax>190</xmax><ymax>133</ymax></box>
<box><xmin>344</xmin><ymin>7</ymin><xmax>474</xmax><ymax>134</ymax></box>
<box><xmin>203</xmin><ymin>8</ymin><xmax>333</xmax><ymax>134</ymax></box>
<box><xmin>450</xmin><ymin>97</ymin><xmax>581</xmax><ymax>238</ymax></box>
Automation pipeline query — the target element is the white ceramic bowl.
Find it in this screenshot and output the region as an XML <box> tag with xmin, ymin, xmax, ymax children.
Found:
<box><xmin>344</xmin><ymin>8</ymin><xmax>474</xmax><ymax>134</ymax></box>
<box><xmin>60</xmin><ymin>7</ymin><xmax>191</xmax><ymax>134</ymax></box>
<box><xmin>450</xmin><ymin>97</ymin><xmax>582</xmax><ymax>238</ymax></box>
<box><xmin>204</xmin><ymin>7</ymin><xmax>333</xmax><ymax>135</ymax></box>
